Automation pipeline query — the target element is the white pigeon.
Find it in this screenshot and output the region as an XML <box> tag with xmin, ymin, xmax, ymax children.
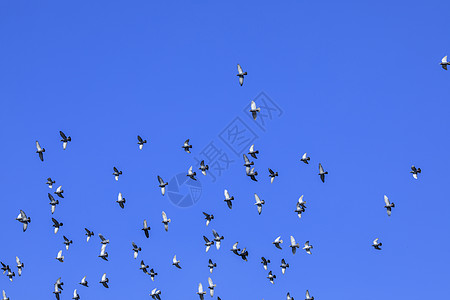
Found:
<box><xmin>157</xmin><ymin>175</ymin><xmax>168</xmax><ymax>196</ymax></box>
<box><xmin>35</xmin><ymin>140</ymin><xmax>45</xmax><ymax>161</ymax></box>
<box><xmin>56</xmin><ymin>250</ymin><xmax>64</xmax><ymax>262</ymax></box>
<box><xmin>290</xmin><ymin>235</ymin><xmax>299</xmax><ymax>254</ymax></box>
<box><xmin>273</xmin><ymin>236</ymin><xmax>283</xmax><ymax>249</ymax></box>
<box><xmin>172</xmin><ymin>255</ymin><xmax>181</xmax><ymax>269</ymax></box>
<box><xmin>73</xmin><ymin>289</ymin><xmax>80</xmax><ymax>300</ymax></box>
<box><xmin>306</xmin><ymin>289</ymin><xmax>314</xmax><ymax>300</ymax></box>
<box><xmin>236</xmin><ymin>64</ymin><xmax>247</xmax><ymax>86</ymax></box>
<box><xmin>254</xmin><ymin>193</ymin><xmax>265</xmax><ymax>215</ymax></box>
<box><xmin>99</xmin><ymin>273</ymin><xmax>109</xmax><ymax>288</ymax></box>
<box><xmin>15</xmin><ymin>256</ymin><xmax>23</xmax><ymax>276</ymax></box>
<box><xmin>79</xmin><ymin>275</ymin><xmax>88</xmax><ymax>287</ymax></box>
<box><xmin>303</xmin><ymin>241</ymin><xmax>313</xmax><ymax>254</ymax></box>
<box><xmin>207</xmin><ymin>277</ymin><xmax>216</xmax><ymax>297</ymax></box>
<box><xmin>300</xmin><ymin>152</ymin><xmax>310</xmax><ymax>164</ymax></box>
<box><xmin>2</xmin><ymin>290</ymin><xmax>9</xmax><ymax>300</ymax></box>
<box><xmin>116</xmin><ymin>192</ymin><xmax>126</xmax><ymax>209</ymax></box>
<box><xmin>197</xmin><ymin>282</ymin><xmax>206</xmax><ymax>300</ymax></box>
<box><xmin>250</xmin><ymin>101</ymin><xmax>260</xmax><ymax>120</ymax></box>
<box><xmin>162</xmin><ymin>211</ymin><xmax>171</xmax><ymax>231</ymax></box>
<box><xmin>441</xmin><ymin>55</ymin><xmax>449</xmax><ymax>70</ymax></box>
<box><xmin>384</xmin><ymin>195</ymin><xmax>395</xmax><ymax>217</ymax></box>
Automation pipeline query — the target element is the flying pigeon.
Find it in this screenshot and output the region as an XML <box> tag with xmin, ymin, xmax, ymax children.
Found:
<box><xmin>35</xmin><ymin>141</ymin><xmax>45</xmax><ymax>161</ymax></box>
<box><xmin>59</xmin><ymin>131</ymin><xmax>71</xmax><ymax>150</ymax></box>
<box><xmin>261</xmin><ymin>257</ymin><xmax>270</xmax><ymax>270</ymax></box>
<box><xmin>85</xmin><ymin>228</ymin><xmax>94</xmax><ymax>242</ymax></box>
<box><xmin>267</xmin><ymin>271</ymin><xmax>276</xmax><ymax>284</ymax></box>
<box><xmin>237</xmin><ymin>64</ymin><xmax>247</xmax><ymax>86</ymax></box>
<box><xmin>273</xmin><ymin>236</ymin><xmax>283</xmax><ymax>249</ymax></box>
<box><xmin>48</xmin><ymin>193</ymin><xmax>59</xmax><ymax>214</ymax></box>
<box><xmin>99</xmin><ymin>273</ymin><xmax>109</xmax><ymax>288</ymax></box>
<box><xmin>239</xmin><ymin>248</ymin><xmax>249</xmax><ymax>261</ymax></box>
<box><xmin>207</xmin><ymin>277</ymin><xmax>216</xmax><ymax>297</ymax></box>
<box><xmin>55</xmin><ymin>277</ymin><xmax>64</xmax><ymax>291</ymax></box>
<box><xmin>52</xmin><ymin>217</ymin><xmax>63</xmax><ymax>234</ymax></box>
<box><xmin>150</xmin><ymin>288</ymin><xmax>161</xmax><ymax>300</ymax></box>
<box><xmin>79</xmin><ymin>276</ymin><xmax>88</xmax><ymax>287</ymax></box>
<box><xmin>137</xmin><ymin>135</ymin><xmax>147</xmax><ymax>150</ymax></box>
<box><xmin>55</xmin><ymin>250</ymin><xmax>64</xmax><ymax>262</ymax></box>
<box><xmin>224</xmin><ymin>189</ymin><xmax>234</xmax><ymax>209</ymax></box>
<box><xmin>280</xmin><ymin>258</ymin><xmax>289</xmax><ymax>274</ymax></box>
<box><xmin>98</xmin><ymin>244</ymin><xmax>108</xmax><ymax>261</ymax></box>
<box><xmin>53</xmin><ymin>283</ymin><xmax>61</xmax><ymax>300</ymax></box>
<box><xmin>372</xmin><ymin>238</ymin><xmax>382</xmax><ymax>250</ymax></box>
<box><xmin>208</xmin><ymin>259</ymin><xmax>217</xmax><ymax>273</ymax></box>
<box><xmin>187</xmin><ymin>166</ymin><xmax>197</xmax><ymax>181</ymax></box>
<box><xmin>197</xmin><ymin>283</ymin><xmax>206</xmax><ymax>300</ymax></box>
<box><xmin>116</xmin><ymin>192</ymin><xmax>126</xmax><ymax>209</ymax></box>
<box><xmin>303</xmin><ymin>241</ymin><xmax>313</xmax><ymax>254</ymax></box>
<box><xmin>254</xmin><ymin>193</ymin><xmax>265</xmax><ymax>215</ymax></box>
<box><xmin>182</xmin><ymin>139</ymin><xmax>192</xmax><ymax>153</ymax></box>
<box><xmin>295</xmin><ymin>195</ymin><xmax>306</xmax><ymax>218</ymax></box>
<box><xmin>441</xmin><ymin>55</ymin><xmax>449</xmax><ymax>70</ymax></box>
<box><xmin>16</xmin><ymin>210</ymin><xmax>31</xmax><ymax>232</ymax></box>
<box><xmin>249</xmin><ymin>101</ymin><xmax>260</xmax><ymax>120</ymax></box>
<box><xmin>54</xmin><ymin>185</ymin><xmax>64</xmax><ymax>198</ymax></box>
<box><xmin>63</xmin><ymin>236</ymin><xmax>73</xmax><ymax>250</ymax></box>
<box><xmin>15</xmin><ymin>257</ymin><xmax>23</xmax><ymax>276</ymax></box>
<box><xmin>139</xmin><ymin>260</ymin><xmax>149</xmax><ymax>274</ymax></box>
<box><xmin>0</xmin><ymin>262</ymin><xmax>9</xmax><ymax>274</ymax></box>
<box><xmin>231</xmin><ymin>242</ymin><xmax>241</xmax><ymax>255</ymax></box>
<box><xmin>142</xmin><ymin>219</ymin><xmax>151</xmax><ymax>238</ymax></box>
<box><xmin>132</xmin><ymin>242</ymin><xmax>141</xmax><ymax>259</ymax></box>
<box><xmin>149</xmin><ymin>268</ymin><xmax>158</xmax><ymax>281</ymax></box>
<box><xmin>286</xmin><ymin>292</ymin><xmax>294</xmax><ymax>300</ymax></box>
<box><xmin>243</xmin><ymin>154</ymin><xmax>254</xmax><ymax>168</ymax></box>
<box><xmin>112</xmin><ymin>167</ymin><xmax>122</xmax><ymax>181</ymax></box>
<box><xmin>2</xmin><ymin>290</ymin><xmax>9</xmax><ymax>300</ymax></box>
<box><xmin>212</xmin><ymin>229</ymin><xmax>224</xmax><ymax>250</ymax></box>
<box><xmin>203</xmin><ymin>236</ymin><xmax>214</xmax><ymax>252</ymax></box>
<box><xmin>157</xmin><ymin>176</ymin><xmax>168</xmax><ymax>196</ymax></box>
<box><xmin>248</xmin><ymin>144</ymin><xmax>259</xmax><ymax>159</ymax></box>
<box><xmin>290</xmin><ymin>236</ymin><xmax>300</xmax><ymax>254</ymax></box>
<box><xmin>199</xmin><ymin>160</ymin><xmax>209</xmax><ymax>176</ymax></box>
<box><xmin>301</xmin><ymin>153</ymin><xmax>310</xmax><ymax>164</ymax></box>
<box><xmin>410</xmin><ymin>165</ymin><xmax>421</xmax><ymax>179</ymax></box>
<box><xmin>6</xmin><ymin>269</ymin><xmax>14</xmax><ymax>282</ymax></box>
<box><xmin>162</xmin><ymin>211</ymin><xmax>171</xmax><ymax>231</ymax></box>
<box><xmin>246</xmin><ymin>167</ymin><xmax>258</xmax><ymax>182</ymax></box>
<box><xmin>318</xmin><ymin>163</ymin><xmax>328</xmax><ymax>183</ymax></box>
<box><xmin>72</xmin><ymin>289</ymin><xmax>80</xmax><ymax>300</ymax></box>
<box><xmin>46</xmin><ymin>177</ymin><xmax>55</xmax><ymax>188</ymax></box>
<box><xmin>202</xmin><ymin>212</ymin><xmax>214</xmax><ymax>226</ymax></box>
<box><xmin>172</xmin><ymin>255</ymin><xmax>181</xmax><ymax>269</ymax></box>
<box><xmin>384</xmin><ymin>195</ymin><xmax>395</xmax><ymax>217</ymax></box>
<box><xmin>305</xmin><ymin>290</ymin><xmax>314</xmax><ymax>300</ymax></box>
<box><xmin>268</xmin><ymin>168</ymin><xmax>278</xmax><ymax>183</ymax></box>
<box><xmin>99</xmin><ymin>233</ymin><xmax>109</xmax><ymax>245</ymax></box>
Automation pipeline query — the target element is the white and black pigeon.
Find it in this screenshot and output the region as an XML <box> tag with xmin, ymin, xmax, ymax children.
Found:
<box><xmin>224</xmin><ymin>189</ymin><xmax>234</xmax><ymax>209</ymax></box>
<box><xmin>15</xmin><ymin>257</ymin><xmax>23</xmax><ymax>276</ymax></box>
<box><xmin>372</xmin><ymin>238</ymin><xmax>382</xmax><ymax>250</ymax></box>
<box><xmin>197</xmin><ymin>283</ymin><xmax>206</xmax><ymax>300</ymax></box>
<box><xmin>208</xmin><ymin>277</ymin><xmax>216</xmax><ymax>297</ymax></box>
<box><xmin>199</xmin><ymin>160</ymin><xmax>209</xmax><ymax>176</ymax></box>
<box><xmin>268</xmin><ymin>168</ymin><xmax>278</xmax><ymax>183</ymax></box>
<box><xmin>384</xmin><ymin>195</ymin><xmax>395</xmax><ymax>217</ymax></box>
<box><xmin>162</xmin><ymin>211</ymin><xmax>171</xmax><ymax>231</ymax></box>
<box><xmin>35</xmin><ymin>141</ymin><xmax>45</xmax><ymax>161</ymax></box>
<box><xmin>410</xmin><ymin>165</ymin><xmax>421</xmax><ymax>179</ymax></box>
<box><xmin>99</xmin><ymin>273</ymin><xmax>109</xmax><ymax>288</ymax></box>
<box><xmin>52</xmin><ymin>217</ymin><xmax>63</xmax><ymax>234</ymax></box>
<box><xmin>157</xmin><ymin>176</ymin><xmax>168</xmax><ymax>196</ymax></box>
<box><xmin>239</xmin><ymin>248</ymin><xmax>249</xmax><ymax>261</ymax></box>
<box><xmin>243</xmin><ymin>154</ymin><xmax>254</xmax><ymax>168</ymax></box>
<box><xmin>63</xmin><ymin>236</ymin><xmax>73</xmax><ymax>250</ymax></box>
<box><xmin>55</xmin><ymin>277</ymin><xmax>64</xmax><ymax>291</ymax></box>
<box><xmin>85</xmin><ymin>228</ymin><xmax>94</xmax><ymax>242</ymax></box>
<box><xmin>150</xmin><ymin>288</ymin><xmax>161</xmax><ymax>300</ymax></box>
<box><xmin>280</xmin><ymin>258</ymin><xmax>289</xmax><ymax>274</ymax></box>
<box><xmin>72</xmin><ymin>289</ymin><xmax>79</xmax><ymax>300</ymax></box>
<box><xmin>290</xmin><ymin>236</ymin><xmax>300</xmax><ymax>254</ymax></box>
<box><xmin>116</xmin><ymin>192</ymin><xmax>126</xmax><ymax>209</ymax></box>
<box><xmin>1</xmin><ymin>262</ymin><xmax>9</xmax><ymax>274</ymax></box>
<box><xmin>59</xmin><ymin>131</ymin><xmax>71</xmax><ymax>150</ymax></box>
<box><xmin>132</xmin><ymin>242</ymin><xmax>141</xmax><ymax>259</ymax></box>
<box><xmin>237</xmin><ymin>64</ymin><xmax>247</xmax><ymax>86</ymax></box>
<box><xmin>267</xmin><ymin>271</ymin><xmax>276</xmax><ymax>284</ymax></box>
<box><xmin>212</xmin><ymin>229</ymin><xmax>224</xmax><ymax>250</ymax></box>
<box><xmin>202</xmin><ymin>212</ymin><xmax>214</xmax><ymax>226</ymax></box>
<box><xmin>137</xmin><ymin>135</ymin><xmax>147</xmax><ymax>150</ymax></box>
<box><xmin>46</xmin><ymin>177</ymin><xmax>55</xmax><ymax>188</ymax></box>
<box><xmin>249</xmin><ymin>101</ymin><xmax>260</xmax><ymax>120</ymax></box>
<box><xmin>54</xmin><ymin>185</ymin><xmax>64</xmax><ymax>198</ymax></box>
<box><xmin>112</xmin><ymin>167</ymin><xmax>122</xmax><ymax>181</ymax></box>
<box><xmin>99</xmin><ymin>233</ymin><xmax>109</xmax><ymax>245</ymax></box>
<box><xmin>182</xmin><ymin>139</ymin><xmax>192</xmax><ymax>153</ymax></box>
<box><xmin>248</xmin><ymin>144</ymin><xmax>259</xmax><ymax>159</ymax></box>
<box><xmin>441</xmin><ymin>55</ymin><xmax>449</xmax><ymax>70</ymax></box>
<box><xmin>303</xmin><ymin>241</ymin><xmax>313</xmax><ymax>254</ymax></box>
<box><xmin>273</xmin><ymin>236</ymin><xmax>283</xmax><ymax>250</ymax></box>
<box><xmin>187</xmin><ymin>166</ymin><xmax>197</xmax><ymax>181</ymax></box>
<box><xmin>6</xmin><ymin>269</ymin><xmax>14</xmax><ymax>282</ymax></box>
<box><xmin>295</xmin><ymin>195</ymin><xmax>306</xmax><ymax>219</ymax></box>
<box><xmin>261</xmin><ymin>257</ymin><xmax>270</xmax><ymax>270</ymax></box>
<box><xmin>2</xmin><ymin>290</ymin><xmax>9</xmax><ymax>300</ymax></box>
<box><xmin>79</xmin><ymin>276</ymin><xmax>88</xmax><ymax>287</ymax></box>
<box><xmin>16</xmin><ymin>210</ymin><xmax>30</xmax><ymax>232</ymax></box>
<box><xmin>203</xmin><ymin>236</ymin><xmax>214</xmax><ymax>253</ymax></box>
<box><xmin>318</xmin><ymin>163</ymin><xmax>328</xmax><ymax>183</ymax></box>
<box><xmin>53</xmin><ymin>283</ymin><xmax>61</xmax><ymax>300</ymax></box>
<box><xmin>139</xmin><ymin>260</ymin><xmax>149</xmax><ymax>275</ymax></box>
<box><xmin>208</xmin><ymin>259</ymin><xmax>217</xmax><ymax>273</ymax></box>
<box><xmin>56</xmin><ymin>250</ymin><xmax>64</xmax><ymax>262</ymax></box>
<box><xmin>149</xmin><ymin>268</ymin><xmax>158</xmax><ymax>281</ymax></box>
<box><xmin>98</xmin><ymin>244</ymin><xmax>108</xmax><ymax>261</ymax></box>
<box><xmin>48</xmin><ymin>193</ymin><xmax>59</xmax><ymax>214</ymax></box>
<box><xmin>287</xmin><ymin>292</ymin><xmax>294</xmax><ymax>300</ymax></box>
<box><xmin>172</xmin><ymin>255</ymin><xmax>181</xmax><ymax>269</ymax></box>
<box><xmin>305</xmin><ymin>290</ymin><xmax>314</xmax><ymax>300</ymax></box>
<box><xmin>254</xmin><ymin>193</ymin><xmax>265</xmax><ymax>215</ymax></box>
<box><xmin>142</xmin><ymin>220</ymin><xmax>150</xmax><ymax>238</ymax></box>
<box><xmin>231</xmin><ymin>242</ymin><xmax>241</xmax><ymax>255</ymax></box>
<box><xmin>246</xmin><ymin>167</ymin><xmax>258</xmax><ymax>182</ymax></box>
<box><xmin>300</xmin><ymin>152</ymin><xmax>310</xmax><ymax>164</ymax></box>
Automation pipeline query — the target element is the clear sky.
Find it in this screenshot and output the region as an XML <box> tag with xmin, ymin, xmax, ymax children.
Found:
<box><xmin>1</xmin><ymin>1</ymin><xmax>449</xmax><ymax>299</ymax></box>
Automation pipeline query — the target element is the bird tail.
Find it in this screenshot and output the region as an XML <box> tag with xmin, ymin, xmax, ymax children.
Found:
<box><xmin>67</xmin><ymin>137</ymin><xmax>71</xmax><ymax>141</ymax></box>
<box><xmin>417</xmin><ymin>168</ymin><xmax>421</xmax><ymax>173</ymax></box>
<box><xmin>119</xmin><ymin>171</ymin><xmax>122</xmax><ymax>175</ymax></box>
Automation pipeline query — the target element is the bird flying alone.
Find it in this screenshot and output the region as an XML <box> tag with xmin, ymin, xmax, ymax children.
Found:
<box><xmin>157</xmin><ymin>175</ymin><xmax>168</xmax><ymax>196</ymax></box>
<box><xmin>182</xmin><ymin>139</ymin><xmax>192</xmax><ymax>153</ymax></box>
<box><xmin>116</xmin><ymin>192</ymin><xmax>126</xmax><ymax>209</ymax></box>
<box><xmin>35</xmin><ymin>141</ymin><xmax>45</xmax><ymax>161</ymax></box>
<box><xmin>301</xmin><ymin>152</ymin><xmax>310</xmax><ymax>164</ymax></box>
<box><xmin>224</xmin><ymin>189</ymin><xmax>234</xmax><ymax>209</ymax></box>
<box><xmin>250</xmin><ymin>101</ymin><xmax>260</xmax><ymax>120</ymax></box>
<box><xmin>410</xmin><ymin>165</ymin><xmax>421</xmax><ymax>179</ymax></box>
<box><xmin>162</xmin><ymin>211</ymin><xmax>171</xmax><ymax>231</ymax></box>
<box><xmin>113</xmin><ymin>167</ymin><xmax>122</xmax><ymax>181</ymax></box>
<box><xmin>237</xmin><ymin>64</ymin><xmax>247</xmax><ymax>86</ymax></box>
<box><xmin>384</xmin><ymin>195</ymin><xmax>395</xmax><ymax>216</ymax></box>
<box><xmin>441</xmin><ymin>55</ymin><xmax>449</xmax><ymax>70</ymax></box>
<box><xmin>59</xmin><ymin>131</ymin><xmax>71</xmax><ymax>150</ymax></box>
<box><xmin>137</xmin><ymin>135</ymin><xmax>147</xmax><ymax>150</ymax></box>
<box><xmin>318</xmin><ymin>163</ymin><xmax>328</xmax><ymax>183</ymax></box>
<box><xmin>372</xmin><ymin>238</ymin><xmax>382</xmax><ymax>250</ymax></box>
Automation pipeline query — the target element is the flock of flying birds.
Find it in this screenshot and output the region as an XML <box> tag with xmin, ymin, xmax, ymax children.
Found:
<box><xmin>1</xmin><ymin>62</ymin><xmax>431</xmax><ymax>300</ymax></box>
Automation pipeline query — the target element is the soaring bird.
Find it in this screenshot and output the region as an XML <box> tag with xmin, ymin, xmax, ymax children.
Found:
<box><xmin>207</xmin><ymin>277</ymin><xmax>216</xmax><ymax>297</ymax></box>
<box><xmin>63</xmin><ymin>236</ymin><xmax>73</xmax><ymax>250</ymax></box>
<box><xmin>137</xmin><ymin>135</ymin><xmax>147</xmax><ymax>150</ymax></box>
<box><xmin>208</xmin><ymin>259</ymin><xmax>217</xmax><ymax>273</ymax></box>
<box><xmin>268</xmin><ymin>168</ymin><xmax>278</xmax><ymax>183</ymax></box>
<box><xmin>99</xmin><ymin>273</ymin><xmax>109</xmax><ymax>288</ymax></box>
<box><xmin>372</xmin><ymin>238</ymin><xmax>382</xmax><ymax>250</ymax></box>
<box><xmin>52</xmin><ymin>217</ymin><xmax>63</xmax><ymax>234</ymax></box>
<box><xmin>16</xmin><ymin>210</ymin><xmax>31</xmax><ymax>232</ymax></box>
<box><xmin>85</xmin><ymin>228</ymin><xmax>94</xmax><ymax>242</ymax></box>
<box><xmin>202</xmin><ymin>212</ymin><xmax>214</xmax><ymax>226</ymax></box>
<box><xmin>162</xmin><ymin>211</ymin><xmax>171</xmax><ymax>231</ymax></box>
<box><xmin>54</xmin><ymin>185</ymin><xmax>64</xmax><ymax>198</ymax></box>
<box><xmin>203</xmin><ymin>236</ymin><xmax>214</xmax><ymax>253</ymax></box>
<box><xmin>303</xmin><ymin>241</ymin><xmax>313</xmax><ymax>254</ymax></box>
<box><xmin>142</xmin><ymin>219</ymin><xmax>151</xmax><ymax>238</ymax></box>
<box><xmin>290</xmin><ymin>236</ymin><xmax>300</xmax><ymax>254</ymax></box>
<box><xmin>199</xmin><ymin>160</ymin><xmax>209</xmax><ymax>176</ymax></box>
<box><xmin>239</xmin><ymin>248</ymin><xmax>249</xmax><ymax>261</ymax></box>
<box><xmin>116</xmin><ymin>192</ymin><xmax>126</xmax><ymax>209</ymax></box>
<box><xmin>384</xmin><ymin>195</ymin><xmax>395</xmax><ymax>217</ymax></box>
<box><xmin>98</xmin><ymin>244</ymin><xmax>108</xmax><ymax>261</ymax></box>
<box><xmin>187</xmin><ymin>166</ymin><xmax>197</xmax><ymax>181</ymax></box>
<box><xmin>300</xmin><ymin>152</ymin><xmax>310</xmax><ymax>164</ymax></box>
<box><xmin>35</xmin><ymin>141</ymin><xmax>45</xmax><ymax>161</ymax></box>
<box><xmin>410</xmin><ymin>165</ymin><xmax>421</xmax><ymax>179</ymax></box>
<box><xmin>237</xmin><ymin>64</ymin><xmax>247</xmax><ymax>86</ymax></box>
<box><xmin>280</xmin><ymin>258</ymin><xmax>289</xmax><ymax>274</ymax></box>
<box><xmin>15</xmin><ymin>257</ymin><xmax>23</xmax><ymax>276</ymax></box>
<box><xmin>441</xmin><ymin>55</ymin><xmax>449</xmax><ymax>70</ymax></box>
<box><xmin>295</xmin><ymin>195</ymin><xmax>306</xmax><ymax>219</ymax></box>
<box><xmin>305</xmin><ymin>290</ymin><xmax>314</xmax><ymax>300</ymax></box>
<box><xmin>243</xmin><ymin>154</ymin><xmax>254</xmax><ymax>168</ymax></box>
<box><xmin>150</xmin><ymin>288</ymin><xmax>161</xmax><ymax>300</ymax></box>
<box><xmin>59</xmin><ymin>131</ymin><xmax>71</xmax><ymax>150</ymax></box>
<box><xmin>212</xmin><ymin>229</ymin><xmax>224</xmax><ymax>250</ymax></box>
<box><xmin>6</xmin><ymin>269</ymin><xmax>14</xmax><ymax>282</ymax></box>
<box><xmin>318</xmin><ymin>163</ymin><xmax>328</xmax><ymax>183</ymax></box>
<box><xmin>48</xmin><ymin>193</ymin><xmax>59</xmax><ymax>214</ymax></box>
<box><xmin>261</xmin><ymin>257</ymin><xmax>270</xmax><ymax>270</ymax></box>
<box><xmin>273</xmin><ymin>236</ymin><xmax>283</xmax><ymax>250</ymax></box>
<box><xmin>267</xmin><ymin>271</ymin><xmax>276</xmax><ymax>284</ymax></box>
<box><xmin>246</xmin><ymin>167</ymin><xmax>258</xmax><ymax>182</ymax></box>
<box><xmin>72</xmin><ymin>289</ymin><xmax>80</xmax><ymax>300</ymax></box>
<box><xmin>231</xmin><ymin>242</ymin><xmax>241</xmax><ymax>255</ymax></box>
<box><xmin>254</xmin><ymin>193</ymin><xmax>265</xmax><ymax>215</ymax></box>
<box><xmin>79</xmin><ymin>276</ymin><xmax>88</xmax><ymax>287</ymax></box>
<box><xmin>197</xmin><ymin>283</ymin><xmax>206</xmax><ymax>300</ymax></box>
<box><xmin>250</xmin><ymin>101</ymin><xmax>260</xmax><ymax>120</ymax></box>
<box><xmin>182</xmin><ymin>139</ymin><xmax>192</xmax><ymax>153</ymax></box>
<box><xmin>139</xmin><ymin>260</ymin><xmax>149</xmax><ymax>274</ymax></box>
<box><xmin>132</xmin><ymin>242</ymin><xmax>141</xmax><ymax>259</ymax></box>
<box><xmin>224</xmin><ymin>189</ymin><xmax>234</xmax><ymax>209</ymax></box>
<box><xmin>55</xmin><ymin>250</ymin><xmax>64</xmax><ymax>262</ymax></box>
<box><xmin>149</xmin><ymin>268</ymin><xmax>158</xmax><ymax>281</ymax></box>
<box><xmin>248</xmin><ymin>144</ymin><xmax>259</xmax><ymax>159</ymax></box>
<box><xmin>46</xmin><ymin>177</ymin><xmax>55</xmax><ymax>189</ymax></box>
<box><xmin>157</xmin><ymin>176</ymin><xmax>168</xmax><ymax>196</ymax></box>
<box><xmin>112</xmin><ymin>167</ymin><xmax>122</xmax><ymax>181</ymax></box>
<box><xmin>172</xmin><ymin>255</ymin><xmax>181</xmax><ymax>269</ymax></box>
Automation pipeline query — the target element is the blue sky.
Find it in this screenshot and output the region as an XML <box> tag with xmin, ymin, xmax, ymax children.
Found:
<box><xmin>1</xmin><ymin>1</ymin><xmax>449</xmax><ymax>299</ymax></box>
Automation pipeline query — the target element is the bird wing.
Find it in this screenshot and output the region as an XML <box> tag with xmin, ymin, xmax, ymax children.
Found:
<box><xmin>198</xmin><ymin>282</ymin><xmax>204</xmax><ymax>293</ymax></box>
<box><xmin>254</xmin><ymin>193</ymin><xmax>261</xmax><ymax>204</ymax></box>
<box><xmin>56</xmin><ymin>185</ymin><xmax>62</xmax><ymax>193</ymax></box>
<box><xmin>251</xmin><ymin>101</ymin><xmax>256</xmax><ymax>110</ymax></box>
<box><xmin>36</xmin><ymin>141</ymin><xmax>42</xmax><ymax>151</ymax></box>
<box><xmin>137</xmin><ymin>135</ymin><xmax>143</xmax><ymax>142</ymax></box>
<box><xmin>319</xmin><ymin>163</ymin><xmax>324</xmax><ymax>173</ymax></box>
<box><xmin>162</xmin><ymin>211</ymin><xmax>167</xmax><ymax>221</ymax></box>
<box><xmin>57</xmin><ymin>250</ymin><xmax>62</xmax><ymax>258</ymax></box>
<box><xmin>384</xmin><ymin>195</ymin><xmax>390</xmax><ymax>205</ymax></box>
<box><xmin>257</xmin><ymin>205</ymin><xmax>262</xmax><ymax>214</ymax></box>
<box><xmin>15</xmin><ymin>256</ymin><xmax>20</xmax><ymax>265</ymax></box>
<box><xmin>306</xmin><ymin>290</ymin><xmax>310</xmax><ymax>298</ymax></box>
<box><xmin>118</xmin><ymin>192</ymin><xmax>123</xmax><ymax>201</ymax></box>
<box><xmin>208</xmin><ymin>277</ymin><xmax>213</xmax><ymax>287</ymax></box>
<box><xmin>442</xmin><ymin>55</ymin><xmax>448</xmax><ymax>63</ymax></box>
<box><xmin>243</xmin><ymin>154</ymin><xmax>250</xmax><ymax>164</ymax></box>
<box><xmin>237</xmin><ymin>64</ymin><xmax>243</xmax><ymax>74</ymax></box>
<box><xmin>212</xmin><ymin>229</ymin><xmax>219</xmax><ymax>238</ymax></box>
<box><xmin>373</xmin><ymin>238</ymin><xmax>379</xmax><ymax>245</ymax></box>
<box><xmin>157</xmin><ymin>176</ymin><xmax>164</xmax><ymax>184</ymax></box>
<box><xmin>249</xmin><ymin>144</ymin><xmax>254</xmax><ymax>152</ymax></box>
<box><xmin>52</xmin><ymin>218</ymin><xmax>59</xmax><ymax>225</ymax></box>
<box><xmin>290</xmin><ymin>235</ymin><xmax>296</xmax><ymax>245</ymax></box>
<box><xmin>275</xmin><ymin>236</ymin><xmax>281</xmax><ymax>243</ymax></box>
<box><xmin>172</xmin><ymin>255</ymin><xmax>177</xmax><ymax>263</ymax></box>
<box><xmin>102</xmin><ymin>273</ymin><xmax>106</xmax><ymax>281</ymax></box>
<box><xmin>224</xmin><ymin>189</ymin><xmax>230</xmax><ymax>199</ymax></box>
